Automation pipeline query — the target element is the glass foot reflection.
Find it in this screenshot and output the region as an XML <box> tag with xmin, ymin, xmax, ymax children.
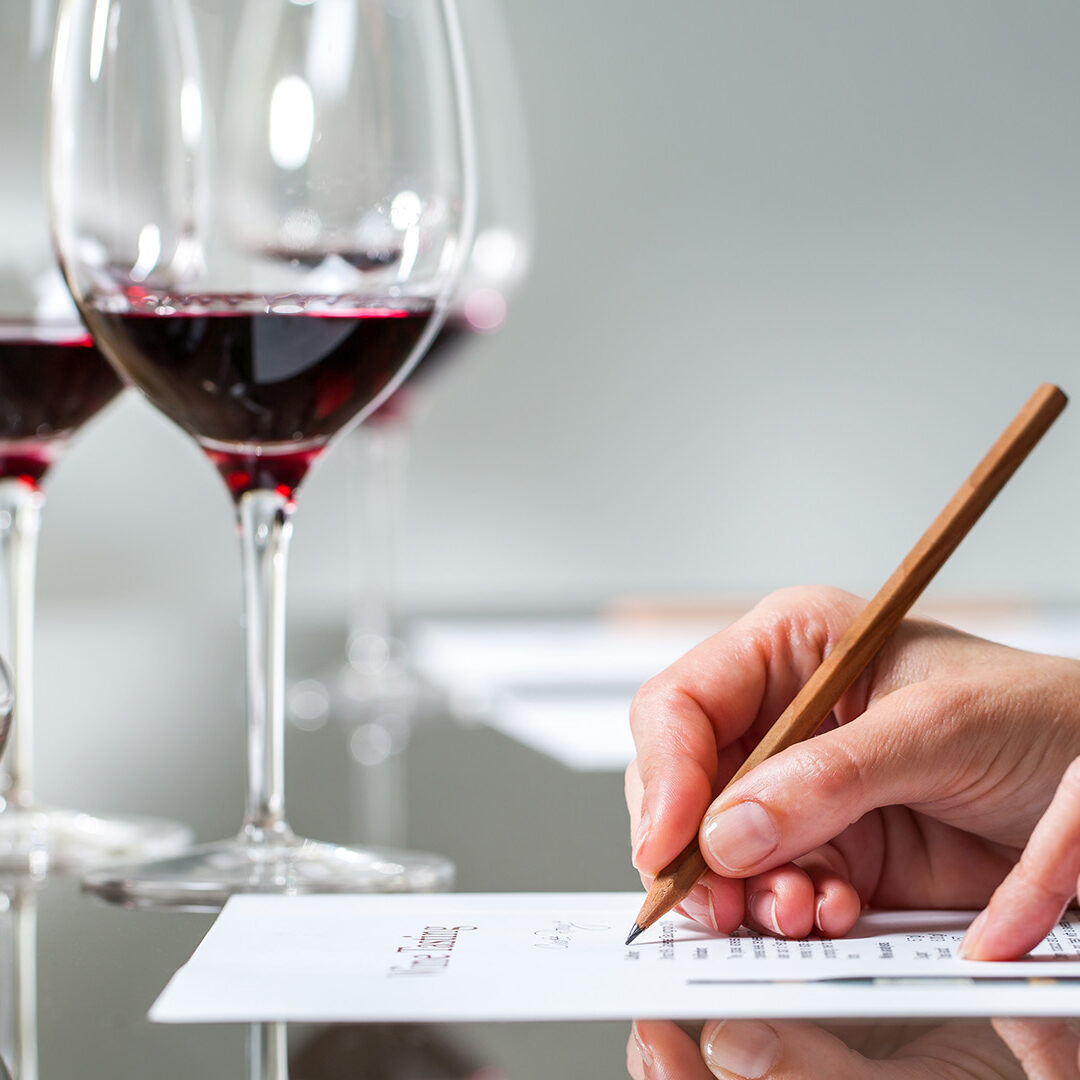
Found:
<box><xmin>81</xmin><ymin>831</ymin><xmax>454</xmax><ymax>911</ymax></box>
<box><xmin>0</xmin><ymin>803</ymin><xmax>193</xmax><ymax>876</ymax></box>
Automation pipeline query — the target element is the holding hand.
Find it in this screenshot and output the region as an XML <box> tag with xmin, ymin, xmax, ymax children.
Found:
<box><xmin>625</xmin><ymin>586</ymin><xmax>1080</xmax><ymax>954</ymax></box>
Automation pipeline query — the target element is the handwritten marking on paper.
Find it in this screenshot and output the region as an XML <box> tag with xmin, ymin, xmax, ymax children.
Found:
<box><xmin>532</xmin><ymin>919</ymin><xmax>611</xmax><ymax>950</ymax></box>
<box><xmin>659</xmin><ymin>922</ymin><xmax>675</xmax><ymax>959</ymax></box>
<box><xmin>388</xmin><ymin>924</ymin><xmax>477</xmax><ymax>976</ymax></box>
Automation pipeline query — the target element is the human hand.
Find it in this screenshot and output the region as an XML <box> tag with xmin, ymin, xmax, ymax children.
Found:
<box><xmin>626</xmin><ymin>1017</ymin><xmax>1062</xmax><ymax>1079</ymax></box>
<box><xmin>962</xmin><ymin>752</ymin><xmax>1080</xmax><ymax>960</ymax></box>
<box><xmin>626</xmin><ymin>586</ymin><xmax>1080</xmax><ymax>944</ymax></box>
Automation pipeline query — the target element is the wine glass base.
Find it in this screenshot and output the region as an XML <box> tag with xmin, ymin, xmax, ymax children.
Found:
<box><xmin>0</xmin><ymin>803</ymin><xmax>194</xmax><ymax>877</ymax></box>
<box><xmin>81</xmin><ymin>834</ymin><xmax>455</xmax><ymax>911</ymax></box>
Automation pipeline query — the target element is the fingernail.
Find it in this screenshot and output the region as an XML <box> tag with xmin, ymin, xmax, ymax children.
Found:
<box><xmin>959</xmin><ymin>908</ymin><xmax>989</xmax><ymax>959</ymax></box>
<box><xmin>631</xmin><ymin>1021</ymin><xmax>655</xmax><ymax>1070</ymax></box>
<box><xmin>680</xmin><ymin>883</ymin><xmax>720</xmax><ymax>931</ymax></box>
<box><xmin>814</xmin><ymin>893</ymin><xmax>826</xmax><ymax>932</ymax></box>
<box><xmin>702</xmin><ymin>802</ymin><xmax>779</xmax><ymax>873</ymax></box>
<box><xmin>632</xmin><ymin>810</ymin><xmax>652</xmax><ymax>868</ymax></box>
<box><xmin>747</xmin><ymin>891</ymin><xmax>781</xmax><ymax>936</ymax></box>
<box><xmin>703</xmin><ymin>1020</ymin><xmax>780</xmax><ymax>1078</ymax></box>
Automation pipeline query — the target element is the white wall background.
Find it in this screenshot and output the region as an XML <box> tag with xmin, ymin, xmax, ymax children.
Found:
<box><xmin>3</xmin><ymin>1</ymin><xmax>1080</xmax><ymax>828</ymax></box>
<box><xmin>30</xmin><ymin>0</ymin><xmax>1080</xmax><ymax>624</ymax></box>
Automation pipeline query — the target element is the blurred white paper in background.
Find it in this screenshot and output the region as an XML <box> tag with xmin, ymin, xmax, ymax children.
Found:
<box><xmin>410</xmin><ymin>605</ymin><xmax>1080</xmax><ymax>773</ymax></box>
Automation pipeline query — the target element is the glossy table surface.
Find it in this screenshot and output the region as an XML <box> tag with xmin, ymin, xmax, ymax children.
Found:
<box><xmin>12</xmin><ymin>611</ymin><xmax>1080</xmax><ymax>1079</ymax></box>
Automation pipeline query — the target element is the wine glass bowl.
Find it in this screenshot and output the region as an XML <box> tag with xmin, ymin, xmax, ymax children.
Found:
<box><xmin>0</xmin><ymin>658</ymin><xmax>13</xmax><ymax>769</ymax></box>
<box><xmin>51</xmin><ymin>0</ymin><xmax>472</xmax><ymax>905</ymax></box>
<box><xmin>325</xmin><ymin>0</ymin><xmax>533</xmax><ymax>811</ymax></box>
<box><xmin>0</xmin><ymin>0</ymin><xmax>192</xmax><ymax>874</ymax></box>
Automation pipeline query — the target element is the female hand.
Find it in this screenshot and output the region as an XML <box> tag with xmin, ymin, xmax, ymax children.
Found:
<box><xmin>626</xmin><ymin>586</ymin><xmax>1080</xmax><ymax>950</ymax></box>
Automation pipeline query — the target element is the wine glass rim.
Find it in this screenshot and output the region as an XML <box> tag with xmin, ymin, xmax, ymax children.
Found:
<box><xmin>0</xmin><ymin>656</ymin><xmax>12</xmax><ymax>720</ymax></box>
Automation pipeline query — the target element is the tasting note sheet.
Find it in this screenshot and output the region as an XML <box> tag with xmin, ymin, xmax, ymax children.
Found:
<box><xmin>150</xmin><ymin>893</ymin><xmax>1080</xmax><ymax>1023</ymax></box>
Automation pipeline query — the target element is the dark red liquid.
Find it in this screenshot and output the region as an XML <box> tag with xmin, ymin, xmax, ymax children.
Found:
<box><xmin>0</xmin><ymin>330</ymin><xmax>122</xmax><ymax>488</ymax></box>
<box><xmin>205</xmin><ymin>445</ymin><xmax>322</xmax><ymax>502</ymax></box>
<box><xmin>86</xmin><ymin>298</ymin><xmax>434</xmax><ymax>499</ymax></box>
<box><xmin>369</xmin><ymin>318</ymin><xmax>474</xmax><ymax>425</ymax></box>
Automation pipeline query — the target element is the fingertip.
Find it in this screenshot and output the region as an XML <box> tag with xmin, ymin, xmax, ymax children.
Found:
<box><xmin>631</xmin><ymin>809</ymin><xmax>653</xmax><ymax>870</ymax></box>
<box><xmin>814</xmin><ymin>880</ymin><xmax>862</xmax><ymax>938</ymax></box>
<box><xmin>749</xmin><ymin>866</ymin><xmax>815</xmax><ymax>939</ymax></box>
<box><xmin>629</xmin><ymin>1020</ymin><xmax>653</xmax><ymax>1076</ymax></box>
<box><xmin>960</xmin><ymin>881</ymin><xmax>1068</xmax><ymax>961</ymax></box>
<box><xmin>701</xmin><ymin>1020</ymin><xmax>781</xmax><ymax>1079</ymax></box>
<box><xmin>633</xmin><ymin>1019</ymin><xmax>710</xmax><ymax>1078</ymax></box>
<box><xmin>746</xmin><ymin>890</ymin><xmax>782</xmax><ymax>936</ymax></box>
<box><xmin>678</xmin><ymin>883</ymin><xmax>720</xmax><ymax>933</ymax></box>
<box><xmin>679</xmin><ymin>878</ymin><xmax>746</xmax><ymax>934</ymax></box>
<box><xmin>636</xmin><ymin>774</ymin><xmax>716</xmax><ymax>876</ymax></box>
<box><xmin>958</xmin><ymin>908</ymin><xmax>989</xmax><ymax>960</ymax></box>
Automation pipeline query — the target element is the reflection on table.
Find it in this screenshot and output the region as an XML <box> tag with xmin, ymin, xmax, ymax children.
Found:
<box><xmin>629</xmin><ymin>1017</ymin><xmax>1080</xmax><ymax>1079</ymax></box>
<box><xmin>5</xmin><ymin>605</ymin><xmax>1079</xmax><ymax>1077</ymax></box>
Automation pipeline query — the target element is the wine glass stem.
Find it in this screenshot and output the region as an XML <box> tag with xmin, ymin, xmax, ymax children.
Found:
<box><xmin>247</xmin><ymin>1023</ymin><xmax>288</xmax><ymax>1080</ymax></box>
<box><xmin>347</xmin><ymin>419</ymin><xmax>411</xmax><ymax>657</ymax></box>
<box><xmin>0</xmin><ymin>889</ymin><xmax>35</xmax><ymax>1080</ymax></box>
<box><xmin>0</xmin><ymin>481</ymin><xmax>44</xmax><ymax>808</ymax></box>
<box><xmin>238</xmin><ymin>489</ymin><xmax>294</xmax><ymax>841</ymax></box>
<box><xmin>13</xmin><ymin>892</ymin><xmax>36</xmax><ymax>1080</ymax></box>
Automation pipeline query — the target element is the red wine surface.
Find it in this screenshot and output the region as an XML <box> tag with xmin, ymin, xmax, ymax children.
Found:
<box><xmin>86</xmin><ymin>296</ymin><xmax>434</xmax><ymax>496</ymax></box>
<box><xmin>87</xmin><ymin>297</ymin><xmax>433</xmax><ymax>443</ymax></box>
<box><xmin>369</xmin><ymin>317</ymin><xmax>472</xmax><ymax>424</ymax></box>
<box><xmin>0</xmin><ymin>326</ymin><xmax>122</xmax><ymax>487</ymax></box>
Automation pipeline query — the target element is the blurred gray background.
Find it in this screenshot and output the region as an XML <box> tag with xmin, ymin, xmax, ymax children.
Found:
<box><xmin>4</xmin><ymin>4</ymin><xmax>1080</xmax><ymax>1075</ymax></box>
<box><xmin>37</xmin><ymin>0</ymin><xmax>1080</xmax><ymax>616</ymax></box>
<box><xmin>7</xmin><ymin>0</ymin><xmax>1080</xmax><ymax>842</ymax></box>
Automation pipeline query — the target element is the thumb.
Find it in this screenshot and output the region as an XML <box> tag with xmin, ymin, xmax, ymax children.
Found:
<box><xmin>697</xmin><ymin>683</ymin><xmax>967</xmax><ymax>878</ymax></box>
<box><xmin>961</xmin><ymin>756</ymin><xmax>1080</xmax><ymax>961</ymax></box>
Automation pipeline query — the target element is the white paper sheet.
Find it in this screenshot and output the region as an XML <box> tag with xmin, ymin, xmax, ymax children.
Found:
<box><xmin>150</xmin><ymin>893</ymin><xmax>1080</xmax><ymax>1024</ymax></box>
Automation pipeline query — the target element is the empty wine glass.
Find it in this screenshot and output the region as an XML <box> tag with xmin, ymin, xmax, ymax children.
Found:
<box><xmin>0</xmin><ymin>0</ymin><xmax>191</xmax><ymax>874</ymax></box>
<box><xmin>312</xmin><ymin>0</ymin><xmax>532</xmax><ymax>846</ymax></box>
<box><xmin>50</xmin><ymin>0</ymin><xmax>473</xmax><ymax>906</ymax></box>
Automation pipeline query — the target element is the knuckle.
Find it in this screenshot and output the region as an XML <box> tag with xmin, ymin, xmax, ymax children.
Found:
<box><xmin>791</xmin><ymin>740</ymin><xmax>865</xmax><ymax>807</ymax></box>
<box><xmin>628</xmin><ymin>676</ymin><xmax>672</xmax><ymax>736</ymax></box>
<box><xmin>630</xmin><ymin>683</ymin><xmax>716</xmax><ymax>763</ymax></box>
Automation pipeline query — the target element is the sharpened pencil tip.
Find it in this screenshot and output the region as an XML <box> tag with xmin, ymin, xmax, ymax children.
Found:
<box><xmin>625</xmin><ymin>923</ymin><xmax>643</xmax><ymax>946</ymax></box>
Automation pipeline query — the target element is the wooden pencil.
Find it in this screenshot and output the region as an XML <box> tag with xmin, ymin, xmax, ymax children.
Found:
<box><xmin>626</xmin><ymin>383</ymin><xmax>1068</xmax><ymax>945</ymax></box>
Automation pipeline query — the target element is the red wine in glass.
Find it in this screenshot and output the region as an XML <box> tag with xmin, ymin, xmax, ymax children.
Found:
<box><xmin>85</xmin><ymin>295</ymin><xmax>435</xmax><ymax>499</ymax></box>
<box><xmin>0</xmin><ymin>314</ymin><xmax>190</xmax><ymax>869</ymax></box>
<box><xmin>0</xmin><ymin>325</ymin><xmax>121</xmax><ymax>487</ymax></box>
<box><xmin>367</xmin><ymin>283</ymin><xmax>508</xmax><ymax>425</ymax></box>
<box><xmin>53</xmin><ymin>0</ymin><xmax>469</xmax><ymax>905</ymax></box>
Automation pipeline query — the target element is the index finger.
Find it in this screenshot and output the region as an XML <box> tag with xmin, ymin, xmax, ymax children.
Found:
<box><xmin>628</xmin><ymin>586</ymin><xmax>866</xmax><ymax>874</ymax></box>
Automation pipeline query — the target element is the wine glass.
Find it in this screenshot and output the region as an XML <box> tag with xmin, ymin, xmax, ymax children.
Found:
<box><xmin>309</xmin><ymin>0</ymin><xmax>532</xmax><ymax>846</ymax></box>
<box><xmin>0</xmin><ymin>0</ymin><xmax>192</xmax><ymax>874</ymax></box>
<box><xmin>50</xmin><ymin>0</ymin><xmax>472</xmax><ymax>906</ymax></box>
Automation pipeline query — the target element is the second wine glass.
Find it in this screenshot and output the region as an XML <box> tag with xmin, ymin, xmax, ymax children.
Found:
<box><xmin>50</xmin><ymin>0</ymin><xmax>473</xmax><ymax>907</ymax></box>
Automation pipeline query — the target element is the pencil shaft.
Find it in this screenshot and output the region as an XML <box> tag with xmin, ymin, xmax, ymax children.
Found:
<box><xmin>631</xmin><ymin>383</ymin><xmax>1067</xmax><ymax>938</ymax></box>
